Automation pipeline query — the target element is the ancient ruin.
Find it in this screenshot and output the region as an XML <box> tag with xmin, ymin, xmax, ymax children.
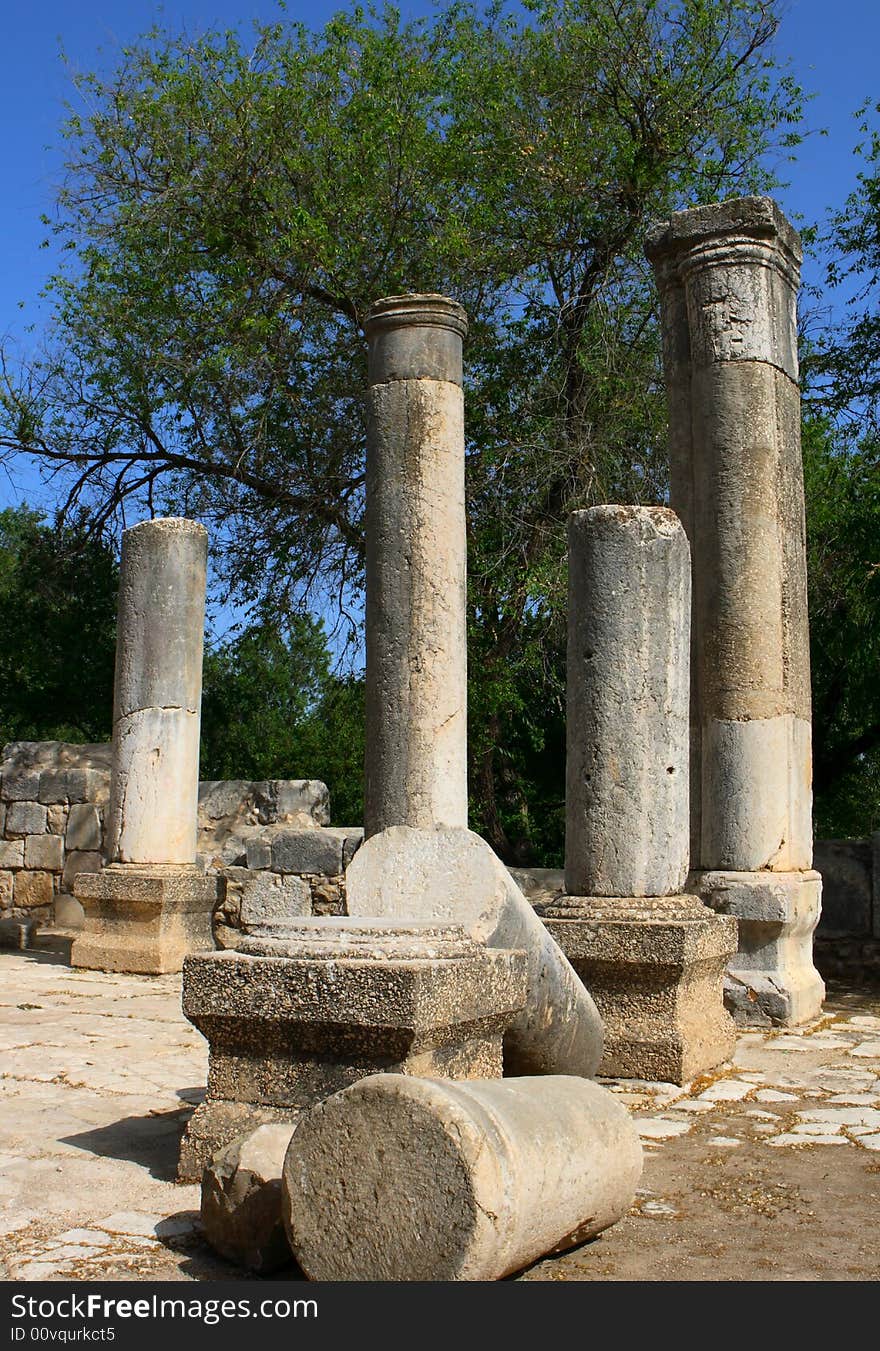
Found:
<box><xmin>281</xmin><ymin>1073</ymin><xmax>643</xmax><ymax>1281</ymax></box>
<box><xmin>363</xmin><ymin>294</ymin><xmax>469</xmax><ymax>836</ymax></box>
<box><xmin>541</xmin><ymin>505</ymin><xmax>737</xmax><ymax>1082</ymax></box>
<box><xmin>71</xmin><ymin>518</ymin><xmax>220</xmax><ymax>975</ymax></box>
<box><xmin>0</xmin><ymin>200</ymin><xmax>854</xmax><ymax>1285</ymax></box>
<box><xmin>177</xmin><ymin>918</ymin><xmax>527</xmax><ymax>1181</ymax></box>
<box><xmin>646</xmin><ymin>197</ymin><xmax>825</xmax><ymax>1027</ymax></box>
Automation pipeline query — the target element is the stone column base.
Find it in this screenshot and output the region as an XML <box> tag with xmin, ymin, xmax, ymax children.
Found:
<box><xmin>70</xmin><ymin>864</ymin><xmax>220</xmax><ymax>975</ymax></box>
<box><xmin>178</xmin><ymin>919</ymin><xmax>528</xmax><ymax>1181</ymax></box>
<box><xmin>539</xmin><ymin>896</ymin><xmax>737</xmax><ymax>1084</ymax></box>
<box><xmin>689</xmin><ymin>869</ymin><xmax>825</xmax><ymax>1027</ymax></box>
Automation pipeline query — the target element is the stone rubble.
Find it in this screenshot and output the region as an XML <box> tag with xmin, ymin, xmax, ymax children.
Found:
<box><xmin>2</xmin><ymin>950</ymin><xmax>878</xmax><ymax>1282</ymax></box>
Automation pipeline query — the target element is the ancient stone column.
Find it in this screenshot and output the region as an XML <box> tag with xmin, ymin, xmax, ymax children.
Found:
<box><xmin>281</xmin><ymin>1073</ymin><xmax>642</xmax><ymax>1281</ymax></box>
<box><xmin>565</xmin><ymin>506</ymin><xmax>691</xmax><ymax>898</ymax></box>
<box><xmin>108</xmin><ymin>518</ymin><xmax>206</xmax><ymax>863</ymax></box>
<box><xmin>541</xmin><ymin>506</ymin><xmax>737</xmax><ymax>1082</ymax></box>
<box><xmin>363</xmin><ymin>294</ymin><xmax>469</xmax><ymax>837</ymax></box>
<box><xmin>645</xmin><ymin>196</ymin><xmax>824</xmax><ymax>1026</ymax></box>
<box><xmin>71</xmin><ymin>518</ymin><xmax>219</xmax><ymax>975</ymax></box>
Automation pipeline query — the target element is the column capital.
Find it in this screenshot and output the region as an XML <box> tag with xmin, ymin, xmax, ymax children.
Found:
<box><xmin>365</xmin><ymin>293</ymin><xmax>468</xmax><ymax>384</ymax></box>
<box><xmin>646</xmin><ymin>197</ymin><xmax>800</xmax><ymax>378</ymax></box>
<box><xmin>645</xmin><ymin>195</ymin><xmax>802</xmax><ymax>280</ymax></box>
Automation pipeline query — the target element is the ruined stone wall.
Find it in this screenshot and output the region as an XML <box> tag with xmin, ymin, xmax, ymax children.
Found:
<box><xmin>812</xmin><ymin>836</ymin><xmax>880</xmax><ymax>980</ymax></box>
<box><xmin>0</xmin><ymin>743</ymin><xmax>111</xmax><ymax>924</ymax></box>
<box><xmin>0</xmin><ymin>741</ymin><xmax>361</xmax><ymax>931</ymax></box>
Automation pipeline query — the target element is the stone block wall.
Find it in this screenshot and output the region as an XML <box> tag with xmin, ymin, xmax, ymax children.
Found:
<box><xmin>0</xmin><ymin>743</ymin><xmax>111</xmax><ymax>925</ymax></box>
<box><xmin>0</xmin><ymin>741</ymin><xmax>361</xmax><ymax>935</ymax></box>
<box><xmin>813</xmin><ymin>835</ymin><xmax>880</xmax><ymax>981</ymax></box>
<box><xmin>212</xmin><ymin>827</ymin><xmax>364</xmax><ymax>949</ymax></box>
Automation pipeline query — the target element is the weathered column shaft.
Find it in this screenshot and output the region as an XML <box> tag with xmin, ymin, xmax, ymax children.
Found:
<box><xmin>363</xmin><ymin>295</ymin><xmax>469</xmax><ymax>838</ymax></box>
<box><xmin>551</xmin><ymin>504</ymin><xmax>736</xmax><ymax>1083</ymax></box>
<box><xmin>282</xmin><ymin>1073</ymin><xmax>642</xmax><ymax>1281</ymax></box>
<box><xmin>565</xmin><ymin>506</ymin><xmax>690</xmax><ymax>897</ymax></box>
<box><xmin>646</xmin><ymin>197</ymin><xmax>824</xmax><ymax>1028</ymax></box>
<box><xmin>647</xmin><ymin>198</ymin><xmax>812</xmax><ymax>873</ymax></box>
<box><xmin>107</xmin><ymin>518</ymin><xmax>208</xmax><ymax>864</ymax></box>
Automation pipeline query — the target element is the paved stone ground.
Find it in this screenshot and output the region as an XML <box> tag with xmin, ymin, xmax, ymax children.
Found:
<box><xmin>2</xmin><ymin>942</ymin><xmax>878</xmax><ymax>1282</ymax></box>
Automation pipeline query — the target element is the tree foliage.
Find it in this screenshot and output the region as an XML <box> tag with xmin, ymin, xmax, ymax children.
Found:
<box><xmin>200</xmin><ymin>611</ymin><xmax>366</xmax><ymax>824</ymax></box>
<box><xmin>0</xmin><ymin>506</ymin><xmax>118</xmax><ymax>745</ymax></box>
<box><xmin>0</xmin><ymin>0</ymin><xmax>805</xmax><ymax>858</ymax></box>
<box><xmin>803</xmin><ymin>417</ymin><xmax>880</xmax><ymax>836</ymax></box>
<box><xmin>799</xmin><ymin>103</ymin><xmax>880</xmax><ymax>836</ymax></box>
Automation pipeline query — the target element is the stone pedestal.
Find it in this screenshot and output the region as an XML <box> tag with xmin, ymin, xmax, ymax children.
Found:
<box><xmin>562</xmin><ymin>506</ymin><xmax>735</xmax><ymax>1081</ymax></box>
<box><xmin>646</xmin><ymin>199</ymin><xmax>824</xmax><ymax>1026</ymax></box>
<box><xmin>691</xmin><ymin>869</ymin><xmax>825</xmax><ymax>1027</ymax></box>
<box><xmin>540</xmin><ymin>896</ymin><xmax>737</xmax><ymax>1082</ymax></box>
<box><xmin>71</xmin><ymin>517</ymin><xmax>215</xmax><ymax>975</ymax></box>
<box><xmin>178</xmin><ymin>918</ymin><xmax>527</xmax><ymax>1181</ymax></box>
<box><xmin>71</xmin><ymin>864</ymin><xmax>220</xmax><ymax>975</ymax></box>
<box><xmin>363</xmin><ymin>294</ymin><xmax>469</xmax><ymax>837</ymax></box>
<box><xmin>345</xmin><ymin>826</ymin><xmax>604</xmax><ymax>1077</ymax></box>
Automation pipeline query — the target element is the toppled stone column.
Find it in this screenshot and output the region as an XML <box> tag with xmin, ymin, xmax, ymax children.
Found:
<box><xmin>345</xmin><ymin>825</ymin><xmax>604</xmax><ymax>1076</ymax></box>
<box><xmin>542</xmin><ymin>507</ymin><xmax>736</xmax><ymax>1082</ymax></box>
<box><xmin>646</xmin><ymin>197</ymin><xmax>824</xmax><ymax>1026</ymax></box>
<box><xmin>71</xmin><ymin>518</ymin><xmax>219</xmax><ymax>974</ymax></box>
<box><xmin>178</xmin><ymin>917</ymin><xmax>527</xmax><ymax>1181</ymax></box>
<box><xmin>282</xmin><ymin>1073</ymin><xmax>642</xmax><ymax>1281</ymax></box>
<box><xmin>363</xmin><ymin>294</ymin><xmax>469</xmax><ymax>837</ymax></box>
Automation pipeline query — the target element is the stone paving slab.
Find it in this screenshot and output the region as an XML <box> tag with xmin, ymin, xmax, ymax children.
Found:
<box><xmin>1</xmin><ymin>947</ymin><xmax>879</xmax><ymax>1282</ymax></box>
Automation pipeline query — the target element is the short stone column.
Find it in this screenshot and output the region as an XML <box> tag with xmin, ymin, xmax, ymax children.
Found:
<box><xmin>178</xmin><ymin>917</ymin><xmax>527</xmax><ymax>1181</ymax></box>
<box><xmin>646</xmin><ymin>197</ymin><xmax>824</xmax><ymax>1026</ymax></box>
<box><xmin>541</xmin><ymin>506</ymin><xmax>737</xmax><ymax>1082</ymax></box>
<box><xmin>71</xmin><ymin>518</ymin><xmax>219</xmax><ymax>974</ymax></box>
<box><xmin>282</xmin><ymin>1074</ymin><xmax>642</xmax><ymax>1281</ymax></box>
<box><xmin>363</xmin><ymin>294</ymin><xmax>469</xmax><ymax>837</ymax></box>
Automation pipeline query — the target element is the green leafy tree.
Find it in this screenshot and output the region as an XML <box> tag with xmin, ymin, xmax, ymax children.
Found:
<box><xmin>0</xmin><ymin>0</ymin><xmax>804</xmax><ymax>859</ymax></box>
<box><xmin>799</xmin><ymin>103</ymin><xmax>880</xmax><ymax>837</ymax></box>
<box><xmin>0</xmin><ymin>506</ymin><xmax>118</xmax><ymax>745</ymax></box>
<box><xmin>200</xmin><ymin>612</ymin><xmax>365</xmax><ymax>823</ymax></box>
<box><xmin>803</xmin><ymin>417</ymin><xmax>880</xmax><ymax>836</ymax></box>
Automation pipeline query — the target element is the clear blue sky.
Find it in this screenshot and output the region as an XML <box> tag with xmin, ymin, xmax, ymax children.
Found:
<box><xmin>0</xmin><ymin>0</ymin><xmax>877</xmax><ymax>519</ymax></box>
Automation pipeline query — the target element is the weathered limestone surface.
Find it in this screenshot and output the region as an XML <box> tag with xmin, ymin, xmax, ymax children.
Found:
<box><xmin>197</xmin><ymin>779</ymin><xmax>330</xmax><ymax>868</ymax></box>
<box><xmin>282</xmin><ymin>1074</ymin><xmax>643</xmax><ymax>1281</ymax></box>
<box><xmin>645</xmin><ymin>198</ymin><xmax>811</xmax><ymax>871</ymax></box>
<box><xmin>178</xmin><ymin>918</ymin><xmax>527</xmax><ymax>1181</ymax></box>
<box><xmin>345</xmin><ymin>825</ymin><xmax>604</xmax><ymax>1076</ymax></box>
<box><xmin>542</xmin><ymin>896</ymin><xmax>736</xmax><ymax>1082</ymax></box>
<box><xmin>66</xmin><ymin>805</ymin><xmax>102</xmax><ymax>853</ymax></box>
<box><xmin>691</xmin><ymin>870</ymin><xmax>825</xmax><ymax>1027</ymax></box>
<box><xmin>6</xmin><ymin>802</ymin><xmax>48</xmax><ymax>836</ymax></box>
<box><xmin>107</xmin><ymin>518</ymin><xmax>208</xmax><ymax>866</ymax></box>
<box><xmin>71</xmin><ymin>864</ymin><xmax>218</xmax><ymax>975</ymax></box>
<box><xmin>646</xmin><ymin>196</ymin><xmax>823</xmax><ymax>1026</ymax></box>
<box><xmin>559</xmin><ymin>505</ymin><xmax>736</xmax><ymax>1081</ymax></box>
<box><xmin>566</xmin><ymin>506</ymin><xmax>690</xmax><ymax>898</ymax></box>
<box><xmin>363</xmin><ymin>295</ymin><xmax>469</xmax><ymax>837</ymax></box>
<box><xmin>201</xmin><ymin>1125</ymin><xmax>295</xmax><ymax>1274</ymax></box>
<box><xmin>70</xmin><ymin>519</ymin><xmax>221</xmax><ymax>975</ymax></box>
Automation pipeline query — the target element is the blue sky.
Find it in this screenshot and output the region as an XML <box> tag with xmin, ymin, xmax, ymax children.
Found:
<box><xmin>0</xmin><ymin>0</ymin><xmax>877</xmax><ymax>530</ymax></box>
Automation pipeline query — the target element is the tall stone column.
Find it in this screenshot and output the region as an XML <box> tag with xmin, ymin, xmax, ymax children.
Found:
<box><xmin>541</xmin><ymin>506</ymin><xmax>737</xmax><ymax>1082</ymax></box>
<box><xmin>71</xmin><ymin>518</ymin><xmax>219</xmax><ymax>974</ymax></box>
<box><xmin>646</xmin><ymin>196</ymin><xmax>824</xmax><ymax>1026</ymax></box>
<box><xmin>363</xmin><ymin>294</ymin><xmax>469</xmax><ymax>837</ymax></box>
